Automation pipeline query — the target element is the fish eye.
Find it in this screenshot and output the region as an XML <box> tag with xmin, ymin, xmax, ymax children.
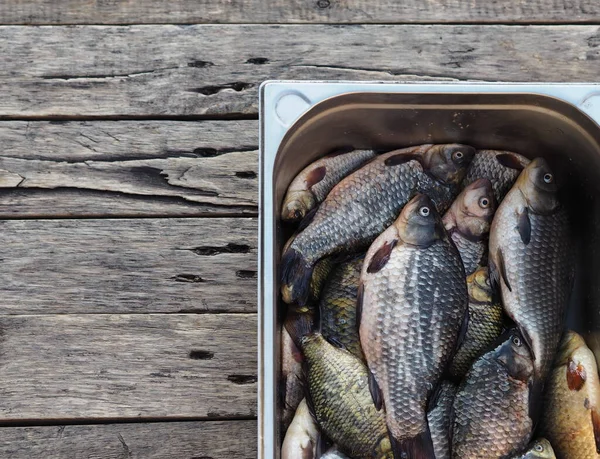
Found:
<box><xmin>512</xmin><ymin>336</ymin><xmax>522</xmax><ymax>346</ymax></box>
<box><xmin>452</xmin><ymin>151</ymin><xmax>464</xmax><ymax>162</ymax></box>
<box><xmin>479</xmin><ymin>197</ymin><xmax>490</xmax><ymax>208</ymax></box>
<box><xmin>419</xmin><ymin>206</ymin><xmax>430</xmax><ymax>217</ymax></box>
<box><xmin>543</xmin><ymin>173</ymin><xmax>553</xmax><ymax>184</ymax></box>
<box><xmin>534</xmin><ymin>444</ymin><xmax>544</xmax><ymax>452</ymax></box>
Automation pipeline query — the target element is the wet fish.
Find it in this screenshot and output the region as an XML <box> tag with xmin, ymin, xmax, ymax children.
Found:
<box><xmin>540</xmin><ymin>331</ymin><xmax>600</xmax><ymax>458</ymax></box>
<box><xmin>282</xmin><ymin>143</ymin><xmax>475</xmax><ymax>305</ymax></box>
<box><xmin>281</xmin><ymin>310</ymin><xmax>309</xmax><ymax>431</ymax></box>
<box><xmin>443</xmin><ymin>178</ymin><xmax>496</xmax><ymax>274</ymax></box>
<box><xmin>448</xmin><ymin>266</ymin><xmax>505</xmax><ymax>381</ymax></box>
<box><xmin>427</xmin><ymin>381</ymin><xmax>457</xmax><ymax>459</ymax></box>
<box><xmin>320</xmin><ymin>254</ymin><xmax>365</xmax><ymax>359</ymax></box>
<box><xmin>321</xmin><ymin>446</ymin><xmax>351</xmax><ymax>459</ymax></box>
<box><xmin>286</xmin><ymin>314</ymin><xmax>392</xmax><ymax>459</ymax></box>
<box><xmin>282</xmin><ymin>399</ymin><xmax>319</xmax><ymax>459</ymax></box>
<box><xmin>511</xmin><ymin>438</ymin><xmax>556</xmax><ymax>459</ymax></box>
<box><xmin>489</xmin><ymin>157</ymin><xmax>574</xmax><ymax>384</ymax></box>
<box><xmin>359</xmin><ymin>194</ymin><xmax>468</xmax><ymax>458</ymax></box>
<box><xmin>463</xmin><ymin>149</ymin><xmax>531</xmax><ymax>203</ymax></box>
<box><xmin>452</xmin><ymin>328</ymin><xmax>535</xmax><ymax>458</ymax></box>
<box><xmin>281</xmin><ymin>148</ymin><xmax>377</xmax><ymax>222</ymax></box>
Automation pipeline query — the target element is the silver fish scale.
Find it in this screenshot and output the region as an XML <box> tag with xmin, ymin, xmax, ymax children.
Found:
<box><xmin>452</xmin><ymin>354</ymin><xmax>533</xmax><ymax>458</ymax></box>
<box><xmin>291</xmin><ymin>158</ymin><xmax>455</xmax><ymax>265</ymax></box>
<box><xmin>428</xmin><ymin>381</ymin><xmax>457</xmax><ymax>459</ymax></box>
<box><xmin>492</xmin><ymin>207</ymin><xmax>572</xmax><ymax>381</ymax></box>
<box><xmin>463</xmin><ymin>151</ymin><xmax>526</xmax><ymax>203</ymax></box>
<box><xmin>311</xmin><ymin>150</ymin><xmax>376</xmax><ymax>201</ymax></box>
<box><xmin>361</xmin><ymin>239</ymin><xmax>467</xmax><ymax>440</ymax></box>
<box><xmin>451</xmin><ymin>232</ymin><xmax>486</xmax><ymax>275</ymax></box>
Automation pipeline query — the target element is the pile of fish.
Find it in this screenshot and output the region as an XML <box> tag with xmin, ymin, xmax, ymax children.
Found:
<box><xmin>278</xmin><ymin>144</ymin><xmax>600</xmax><ymax>459</ymax></box>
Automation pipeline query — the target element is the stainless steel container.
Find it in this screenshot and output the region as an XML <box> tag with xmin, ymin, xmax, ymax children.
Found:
<box><xmin>258</xmin><ymin>82</ymin><xmax>600</xmax><ymax>458</ymax></box>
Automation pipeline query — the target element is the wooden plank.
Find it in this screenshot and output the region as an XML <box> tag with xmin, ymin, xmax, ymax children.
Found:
<box><xmin>0</xmin><ymin>0</ymin><xmax>598</xmax><ymax>25</ymax></box>
<box><xmin>0</xmin><ymin>218</ymin><xmax>257</xmax><ymax>314</ymax></box>
<box><xmin>0</xmin><ymin>120</ymin><xmax>258</xmax><ymax>217</ymax></box>
<box><xmin>0</xmin><ymin>25</ymin><xmax>599</xmax><ymax>117</ymax></box>
<box><xmin>0</xmin><ymin>421</ymin><xmax>257</xmax><ymax>458</ymax></box>
<box><xmin>0</xmin><ymin>314</ymin><xmax>257</xmax><ymax>420</ymax></box>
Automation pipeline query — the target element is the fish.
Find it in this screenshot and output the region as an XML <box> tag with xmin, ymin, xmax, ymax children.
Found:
<box><xmin>321</xmin><ymin>446</ymin><xmax>351</xmax><ymax>459</ymax></box>
<box><xmin>281</xmin><ymin>148</ymin><xmax>377</xmax><ymax>222</ymax></box>
<box><xmin>319</xmin><ymin>254</ymin><xmax>365</xmax><ymax>360</ymax></box>
<box><xmin>540</xmin><ymin>331</ymin><xmax>600</xmax><ymax>459</ymax></box>
<box><xmin>443</xmin><ymin>178</ymin><xmax>496</xmax><ymax>275</ymax></box>
<box><xmin>359</xmin><ymin>193</ymin><xmax>468</xmax><ymax>458</ymax></box>
<box><xmin>282</xmin><ymin>232</ymin><xmax>334</xmax><ymax>304</ymax></box>
<box><xmin>281</xmin><ymin>143</ymin><xmax>475</xmax><ymax>305</ymax></box>
<box><xmin>489</xmin><ymin>157</ymin><xmax>574</xmax><ymax>384</ymax></box>
<box><xmin>462</xmin><ymin>149</ymin><xmax>531</xmax><ymax>203</ymax></box>
<box><xmin>448</xmin><ymin>266</ymin><xmax>505</xmax><ymax>381</ymax></box>
<box><xmin>427</xmin><ymin>381</ymin><xmax>457</xmax><ymax>459</ymax></box>
<box><xmin>281</xmin><ymin>399</ymin><xmax>319</xmax><ymax>459</ymax></box>
<box><xmin>451</xmin><ymin>328</ymin><xmax>535</xmax><ymax>458</ymax></box>
<box><xmin>286</xmin><ymin>313</ymin><xmax>393</xmax><ymax>459</ymax></box>
<box><xmin>510</xmin><ymin>438</ymin><xmax>556</xmax><ymax>459</ymax></box>
<box><xmin>281</xmin><ymin>309</ymin><xmax>310</xmax><ymax>432</ymax></box>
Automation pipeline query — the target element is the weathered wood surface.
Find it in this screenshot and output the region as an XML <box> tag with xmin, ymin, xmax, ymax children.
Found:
<box><xmin>1</xmin><ymin>25</ymin><xmax>599</xmax><ymax>117</ymax></box>
<box><xmin>0</xmin><ymin>314</ymin><xmax>256</xmax><ymax>420</ymax></box>
<box><xmin>0</xmin><ymin>421</ymin><xmax>257</xmax><ymax>458</ymax></box>
<box><xmin>2</xmin><ymin>0</ymin><xmax>599</xmax><ymax>25</ymax></box>
<box><xmin>0</xmin><ymin>121</ymin><xmax>258</xmax><ymax>217</ymax></box>
<box><xmin>0</xmin><ymin>218</ymin><xmax>257</xmax><ymax>314</ymax></box>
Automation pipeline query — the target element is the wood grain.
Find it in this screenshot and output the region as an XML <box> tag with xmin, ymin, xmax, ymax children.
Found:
<box><xmin>0</xmin><ymin>218</ymin><xmax>257</xmax><ymax>314</ymax></box>
<box><xmin>0</xmin><ymin>120</ymin><xmax>258</xmax><ymax>217</ymax></box>
<box><xmin>0</xmin><ymin>314</ymin><xmax>257</xmax><ymax>420</ymax></box>
<box><xmin>0</xmin><ymin>421</ymin><xmax>257</xmax><ymax>458</ymax></box>
<box><xmin>1</xmin><ymin>0</ymin><xmax>598</xmax><ymax>25</ymax></box>
<box><xmin>0</xmin><ymin>25</ymin><xmax>598</xmax><ymax>117</ymax></box>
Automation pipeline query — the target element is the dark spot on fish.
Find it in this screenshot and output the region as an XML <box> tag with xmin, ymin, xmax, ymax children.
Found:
<box><xmin>496</xmin><ymin>153</ymin><xmax>525</xmax><ymax>171</ymax></box>
<box><xmin>235</xmin><ymin>171</ymin><xmax>257</xmax><ymax>179</ymax></box>
<box><xmin>305</xmin><ymin>166</ymin><xmax>327</xmax><ymax>188</ymax></box>
<box><xmin>367</xmin><ymin>239</ymin><xmax>398</xmax><ymax>273</ymax></box>
<box><xmin>227</xmin><ymin>374</ymin><xmax>257</xmax><ymax>385</ymax></box>
<box><xmin>567</xmin><ymin>358</ymin><xmax>587</xmax><ymax>391</ymax></box>
<box><xmin>189</xmin><ymin>350</ymin><xmax>214</xmax><ymax>360</ymax></box>
<box><xmin>585</xmin><ymin>397</ymin><xmax>591</xmax><ymax>409</ymax></box>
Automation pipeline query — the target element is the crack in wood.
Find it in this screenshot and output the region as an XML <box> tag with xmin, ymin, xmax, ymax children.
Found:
<box><xmin>186</xmin><ymin>243</ymin><xmax>251</xmax><ymax>256</ymax></box>
<box><xmin>41</xmin><ymin>67</ymin><xmax>181</xmax><ymax>80</ymax></box>
<box><xmin>188</xmin><ymin>82</ymin><xmax>254</xmax><ymax>96</ymax></box>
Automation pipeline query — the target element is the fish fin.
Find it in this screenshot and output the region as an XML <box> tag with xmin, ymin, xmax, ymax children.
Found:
<box><xmin>517</xmin><ymin>325</ymin><xmax>535</xmax><ymax>363</ymax></box>
<box><xmin>455</xmin><ymin>307</ymin><xmax>470</xmax><ymax>352</ymax></box>
<box><xmin>284</xmin><ymin>309</ymin><xmax>315</xmax><ymax>349</ymax></box>
<box><xmin>591</xmin><ymin>408</ymin><xmax>600</xmax><ymax>453</ymax></box>
<box><xmin>528</xmin><ymin>379</ymin><xmax>543</xmax><ymax>428</ymax></box>
<box><xmin>356</xmin><ymin>282</ymin><xmax>364</xmax><ymax>332</ymax></box>
<box><xmin>305</xmin><ymin>166</ymin><xmax>327</xmax><ymax>189</ymax></box>
<box><xmin>384</xmin><ymin>152</ymin><xmax>420</xmax><ymax>167</ymax></box>
<box><xmin>280</xmin><ymin>248</ymin><xmax>314</xmax><ymax>306</ymax></box>
<box><xmin>517</xmin><ymin>207</ymin><xmax>531</xmax><ymax>245</ymax></box>
<box><xmin>488</xmin><ymin>257</ymin><xmax>501</xmax><ymax>292</ymax></box>
<box><xmin>496</xmin><ymin>153</ymin><xmax>526</xmax><ymax>171</ymax></box>
<box><xmin>326</xmin><ymin>146</ymin><xmax>354</xmax><ymax>157</ymax></box>
<box><xmin>567</xmin><ymin>358</ymin><xmax>587</xmax><ymax>391</ymax></box>
<box><xmin>496</xmin><ymin>248</ymin><xmax>512</xmax><ymax>292</ymax></box>
<box><xmin>368</xmin><ymin>368</ymin><xmax>384</xmax><ymax>411</ymax></box>
<box><xmin>297</xmin><ymin>207</ymin><xmax>318</xmax><ymax>232</ymax></box>
<box><xmin>325</xmin><ymin>335</ymin><xmax>346</xmax><ymax>350</ymax></box>
<box><xmin>389</xmin><ymin>427</ymin><xmax>435</xmax><ymax>459</ymax></box>
<box><xmin>427</xmin><ymin>381</ymin><xmax>444</xmax><ymax>412</ymax></box>
<box><xmin>366</xmin><ymin>239</ymin><xmax>398</xmax><ymax>274</ymax></box>
<box><xmin>315</xmin><ymin>432</ymin><xmax>325</xmax><ymax>459</ymax></box>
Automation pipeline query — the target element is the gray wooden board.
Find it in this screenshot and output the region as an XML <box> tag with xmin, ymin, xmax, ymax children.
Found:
<box><xmin>0</xmin><ymin>218</ymin><xmax>257</xmax><ymax>314</ymax></box>
<box><xmin>0</xmin><ymin>314</ymin><xmax>257</xmax><ymax>420</ymax></box>
<box><xmin>0</xmin><ymin>25</ymin><xmax>598</xmax><ymax>117</ymax></box>
<box><xmin>1</xmin><ymin>0</ymin><xmax>598</xmax><ymax>24</ymax></box>
<box><xmin>0</xmin><ymin>120</ymin><xmax>258</xmax><ymax>217</ymax></box>
<box><xmin>0</xmin><ymin>420</ymin><xmax>257</xmax><ymax>458</ymax></box>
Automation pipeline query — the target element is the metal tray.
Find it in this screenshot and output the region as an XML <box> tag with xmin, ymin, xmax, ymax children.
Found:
<box><xmin>258</xmin><ymin>82</ymin><xmax>600</xmax><ymax>458</ymax></box>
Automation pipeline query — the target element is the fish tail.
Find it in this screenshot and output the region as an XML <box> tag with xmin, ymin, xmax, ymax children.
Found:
<box><xmin>280</xmin><ymin>247</ymin><xmax>314</xmax><ymax>306</ymax></box>
<box><xmin>284</xmin><ymin>308</ymin><xmax>316</xmax><ymax>349</ymax></box>
<box><xmin>389</xmin><ymin>427</ymin><xmax>435</xmax><ymax>459</ymax></box>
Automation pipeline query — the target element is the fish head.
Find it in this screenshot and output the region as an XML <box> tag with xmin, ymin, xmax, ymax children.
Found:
<box><xmin>467</xmin><ymin>266</ymin><xmax>493</xmax><ymax>303</ymax></box>
<box><xmin>496</xmin><ymin>328</ymin><xmax>535</xmax><ymax>382</ymax></box>
<box><xmin>281</xmin><ymin>190</ymin><xmax>317</xmax><ymax>222</ymax></box>
<box><xmin>396</xmin><ymin>193</ymin><xmax>445</xmax><ymax>247</ymax></box>
<box><xmin>522</xmin><ymin>438</ymin><xmax>556</xmax><ymax>458</ymax></box>
<box><xmin>516</xmin><ymin>157</ymin><xmax>560</xmax><ymax>214</ymax></box>
<box><xmin>423</xmin><ymin>144</ymin><xmax>476</xmax><ymax>186</ymax></box>
<box><xmin>447</xmin><ymin>178</ymin><xmax>496</xmax><ymax>239</ymax></box>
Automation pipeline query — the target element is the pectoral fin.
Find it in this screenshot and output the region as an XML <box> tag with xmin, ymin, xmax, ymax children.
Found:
<box><xmin>517</xmin><ymin>207</ymin><xmax>531</xmax><ymax>245</ymax></box>
<box><xmin>368</xmin><ymin>368</ymin><xmax>384</xmax><ymax>411</ymax></box>
<box><xmin>496</xmin><ymin>248</ymin><xmax>512</xmax><ymax>292</ymax></box>
<box><xmin>366</xmin><ymin>239</ymin><xmax>398</xmax><ymax>274</ymax></box>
